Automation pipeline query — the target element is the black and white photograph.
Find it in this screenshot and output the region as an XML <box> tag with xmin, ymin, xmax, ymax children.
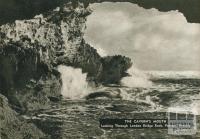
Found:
<box><xmin>0</xmin><ymin>0</ymin><xmax>200</xmax><ymax>139</ymax></box>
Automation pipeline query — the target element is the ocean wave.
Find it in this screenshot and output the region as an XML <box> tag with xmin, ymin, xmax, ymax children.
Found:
<box><xmin>146</xmin><ymin>71</ymin><xmax>200</xmax><ymax>79</ymax></box>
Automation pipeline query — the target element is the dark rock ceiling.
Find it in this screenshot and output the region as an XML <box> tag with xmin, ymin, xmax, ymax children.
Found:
<box><xmin>0</xmin><ymin>0</ymin><xmax>200</xmax><ymax>25</ymax></box>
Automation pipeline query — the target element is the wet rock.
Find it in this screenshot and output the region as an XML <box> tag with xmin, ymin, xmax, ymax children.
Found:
<box><xmin>48</xmin><ymin>96</ymin><xmax>62</xmax><ymax>102</ymax></box>
<box><xmin>0</xmin><ymin>39</ymin><xmax>61</xmax><ymax>112</ymax></box>
<box><xmin>0</xmin><ymin>94</ymin><xmax>45</xmax><ymax>139</ymax></box>
<box><xmin>0</xmin><ymin>7</ymin><xmax>132</xmax><ymax>138</ymax></box>
<box><xmin>99</xmin><ymin>55</ymin><xmax>132</xmax><ymax>84</ymax></box>
<box><xmin>85</xmin><ymin>91</ymin><xmax>121</xmax><ymax>100</ymax></box>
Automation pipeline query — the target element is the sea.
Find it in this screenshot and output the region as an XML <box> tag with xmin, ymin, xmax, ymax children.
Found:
<box><xmin>23</xmin><ymin>67</ymin><xmax>200</xmax><ymax>139</ymax></box>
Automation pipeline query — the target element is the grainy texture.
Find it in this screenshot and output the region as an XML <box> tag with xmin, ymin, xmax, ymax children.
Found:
<box><xmin>0</xmin><ymin>1</ymin><xmax>199</xmax><ymax>139</ymax></box>
<box><xmin>0</xmin><ymin>2</ymin><xmax>131</xmax><ymax>112</ymax></box>
<box><xmin>0</xmin><ymin>94</ymin><xmax>45</xmax><ymax>139</ymax></box>
<box><xmin>0</xmin><ymin>0</ymin><xmax>200</xmax><ymax>25</ymax></box>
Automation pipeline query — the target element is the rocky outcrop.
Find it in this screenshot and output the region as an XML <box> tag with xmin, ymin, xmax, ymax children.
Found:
<box><xmin>0</xmin><ymin>3</ymin><xmax>92</xmax><ymax>112</ymax></box>
<box><xmin>0</xmin><ymin>2</ymin><xmax>131</xmax><ymax>112</ymax></box>
<box><xmin>56</xmin><ymin>42</ymin><xmax>103</xmax><ymax>80</ymax></box>
<box><xmin>99</xmin><ymin>55</ymin><xmax>132</xmax><ymax>84</ymax></box>
<box><xmin>0</xmin><ymin>36</ymin><xmax>62</xmax><ymax>112</ymax></box>
<box><xmin>0</xmin><ymin>1</ymin><xmax>198</xmax><ymax>138</ymax></box>
<box><xmin>0</xmin><ymin>94</ymin><xmax>45</xmax><ymax>139</ymax></box>
<box><xmin>0</xmin><ymin>3</ymin><xmax>132</xmax><ymax>137</ymax></box>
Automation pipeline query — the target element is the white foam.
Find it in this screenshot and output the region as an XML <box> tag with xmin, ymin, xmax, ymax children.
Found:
<box><xmin>147</xmin><ymin>71</ymin><xmax>200</xmax><ymax>79</ymax></box>
<box><xmin>191</xmin><ymin>100</ymin><xmax>200</xmax><ymax>115</ymax></box>
<box><xmin>58</xmin><ymin>65</ymin><xmax>91</xmax><ymax>99</ymax></box>
<box><xmin>121</xmin><ymin>66</ymin><xmax>153</xmax><ymax>88</ymax></box>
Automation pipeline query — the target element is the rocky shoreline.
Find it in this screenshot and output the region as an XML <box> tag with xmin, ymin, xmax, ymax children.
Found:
<box><xmin>0</xmin><ymin>2</ymin><xmax>132</xmax><ymax>138</ymax></box>
<box><xmin>0</xmin><ymin>94</ymin><xmax>45</xmax><ymax>139</ymax></box>
<box><xmin>0</xmin><ymin>2</ymin><xmax>132</xmax><ymax>111</ymax></box>
<box><xmin>1</xmin><ymin>1</ymin><xmax>199</xmax><ymax>138</ymax></box>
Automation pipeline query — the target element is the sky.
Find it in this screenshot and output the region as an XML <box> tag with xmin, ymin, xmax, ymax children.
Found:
<box><xmin>84</xmin><ymin>2</ymin><xmax>200</xmax><ymax>71</ymax></box>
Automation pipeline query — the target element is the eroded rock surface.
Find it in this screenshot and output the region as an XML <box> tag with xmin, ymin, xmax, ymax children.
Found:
<box><xmin>0</xmin><ymin>2</ymin><xmax>131</xmax><ymax>138</ymax></box>
<box><xmin>0</xmin><ymin>94</ymin><xmax>45</xmax><ymax>139</ymax></box>
<box><xmin>0</xmin><ymin>1</ymin><xmax>199</xmax><ymax>139</ymax></box>
<box><xmin>100</xmin><ymin>55</ymin><xmax>132</xmax><ymax>84</ymax></box>
<box><xmin>0</xmin><ymin>2</ymin><xmax>131</xmax><ymax>111</ymax></box>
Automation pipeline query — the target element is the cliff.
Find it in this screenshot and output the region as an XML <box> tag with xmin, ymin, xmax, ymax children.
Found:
<box><xmin>0</xmin><ymin>1</ymin><xmax>198</xmax><ymax>138</ymax></box>
<box><xmin>0</xmin><ymin>2</ymin><xmax>131</xmax><ymax>112</ymax></box>
<box><xmin>0</xmin><ymin>2</ymin><xmax>132</xmax><ymax>138</ymax></box>
<box><xmin>0</xmin><ymin>94</ymin><xmax>45</xmax><ymax>138</ymax></box>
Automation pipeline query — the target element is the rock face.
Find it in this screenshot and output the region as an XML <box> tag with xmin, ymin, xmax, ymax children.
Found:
<box><xmin>1</xmin><ymin>1</ymin><xmax>197</xmax><ymax>138</ymax></box>
<box><xmin>100</xmin><ymin>55</ymin><xmax>132</xmax><ymax>84</ymax></box>
<box><xmin>0</xmin><ymin>2</ymin><xmax>131</xmax><ymax>112</ymax></box>
<box><xmin>0</xmin><ymin>36</ymin><xmax>62</xmax><ymax>112</ymax></box>
<box><xmin>0</xmin><ymin>3</ymin><xmax>132</xmax><ymax>138</ymax></box>
<box><xmin>0</xmin><ymin>3</ymin><xmax>88</xmax><ymax>112</ymax></box>
<box><xmin>0</xmin><ymin>94</ymin><xmax>45</xmax><ymax>139</ymax></box>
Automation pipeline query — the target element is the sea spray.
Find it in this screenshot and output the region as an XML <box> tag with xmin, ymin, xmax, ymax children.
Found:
<box><xmin>191</xmin><ymin>100</ymin><xmax>200</xmax><ymax>115</ymax></box>
<box><xmin>121</xmin><ymin>66</ymin><xmax>152</xmax><ymax>88</ymax></box>
<box><xmin>58</xmin><ymin>65</ymin><xmax>91</xmax><ymax>99</ymax></box>
<box><xmin>96</xmin><ymin>47</ymin><xmax>107</xmax><ymax>57</ymax></box>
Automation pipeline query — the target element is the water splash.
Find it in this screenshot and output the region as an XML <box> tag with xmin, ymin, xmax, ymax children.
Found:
<box><xmin>58</xmin><ymin>65</ymin><xmax>91</xmax><ymax>99</ymax></box>
<box><xmin>147</xmin><ymin>71</ymin><xmax>200</xmax><ymax>79</ymax></box>
<box><xmin>191</xmin><ymin>100</ymin><xmax>200</xmax><ymax>115</ymax></box>
<box><xmin>121</xmin><ymin>66</ymin><xmax>152</xmax><ymax>88</ymax></box>
<box><xmin>96</xmin><ymin>47</ymin><xmax>107</xmax><ymax>57</ymax></box>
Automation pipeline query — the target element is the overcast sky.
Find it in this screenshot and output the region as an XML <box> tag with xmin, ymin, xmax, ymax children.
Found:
<box><xmin>84</xmin><ymin>2</ymin><xmax>200</xmax><ymax>71</ymax></box>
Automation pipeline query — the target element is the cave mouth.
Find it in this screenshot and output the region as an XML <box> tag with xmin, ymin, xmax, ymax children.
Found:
<box><xmin>84</xmin><ymin>2</ymin><xmax>200</xmax><ymax>71</ymax></box>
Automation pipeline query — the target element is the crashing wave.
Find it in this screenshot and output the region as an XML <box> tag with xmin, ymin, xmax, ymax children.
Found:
<box><xmin>58</xmin><ymin>65</ymin><xmax>91</xmax><ymax>99</ymax></box>
<box><xmin>121</xmin><ymin>66</ymin><xmax>153</xmax><ymax>88</ymax></box>
<box><xmin>146</xmin><ymin>71</ymin><xmax>200</xmax><ymax>79</ymax></box>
